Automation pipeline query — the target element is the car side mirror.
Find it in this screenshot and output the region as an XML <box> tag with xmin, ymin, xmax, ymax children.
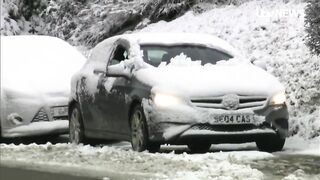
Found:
<box><xmin>106</xmin><ymin>64</ymin><xmax>131</xmax><ymax>79</ymax></box>
<box><xmin>93</xmin><ymin>68</ymin><xmax>106</xmax><ymax>75</ymax></box>
<box><xmin>250</xmin><ymin>58</ymin><xmax>267</xmax><ymax>71</ymax></box>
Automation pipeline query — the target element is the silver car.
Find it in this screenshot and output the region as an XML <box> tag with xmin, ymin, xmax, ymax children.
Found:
<box><xmin>0</xmin><ymin>36</ymin><xmax>86</xmax><ymax>138</ymax></box>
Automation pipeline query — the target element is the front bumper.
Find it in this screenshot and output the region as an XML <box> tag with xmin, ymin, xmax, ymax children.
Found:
<box><xmin>142</xmin><ymin>99</ymin><xmax>289</xmax><ymax>144</ymax></box>
<box><xmin>2</xmin><ymin>120</ymin><xmax>68</xmax><ymax>138</ymax></box>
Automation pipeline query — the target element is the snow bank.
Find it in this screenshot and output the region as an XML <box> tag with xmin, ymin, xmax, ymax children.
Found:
<box><xmin>281</xmin><ymin>136</ymin><xmax>320</xmax><ymax>156</ymax></box>
<box><xmin>1</xmin><ymin>141</ymin><xmax>318</xmax><ymax>179</ymax></box>
<box><xmin>0</xmin><ymin>143</ymin><xmax>271</xmax><ymax>179</ymax></box>
<box><xmin>139</xmin><ymin>0</ymin><xmax>319</xmax><ymax>139</ymax></box>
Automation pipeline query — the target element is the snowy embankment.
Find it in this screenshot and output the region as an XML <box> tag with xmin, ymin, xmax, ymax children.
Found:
<box><xmin>138</xmin><ymin>0</ymin><xmax>320</xmax><ymax>139</ymax></box>
<box><xmin>1</xmin><ymin>141</ymin><xmax>319</xmax><ymax>180</ymax></box>
<box><xmin>0</xmin><ymin>143</ymin><xmax>264</xmax><ymax>179</ymax></box>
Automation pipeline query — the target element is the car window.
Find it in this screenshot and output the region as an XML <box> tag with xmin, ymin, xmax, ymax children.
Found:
<box><xmin>109</xmin><ymin>45</ymin><xmax>128</xmax><ymax>65</ymax></box>
<box><xmin>142</xmin><ymin>49</ymin><xmax>168</xmax><ymax>66</ymax></box>
<box><xmin>140</xmin><ymin>45</ymin><xmax>233</xmax><ymax>66</ymax></box>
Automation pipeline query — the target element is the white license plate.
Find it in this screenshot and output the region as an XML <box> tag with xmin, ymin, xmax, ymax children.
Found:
<box><xmin>50</xmin><ymin>106</ymin><xmax>68</xmax><ymax>117</ymax></box>
<box><xmin>211</xmin><ymin>114</ymin><xmax>253</xmax><ymax>124</ymax></box>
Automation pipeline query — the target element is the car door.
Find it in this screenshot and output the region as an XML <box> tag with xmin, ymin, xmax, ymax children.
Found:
<box><xmin>93</xmin><ymin>41</ymin><xmax>131</xmax><ymax>138</ymax></box>
<box><xmin>78</xmin><ymin>39</ymin><xmax>115</xmax><ymax>135</ymax></box>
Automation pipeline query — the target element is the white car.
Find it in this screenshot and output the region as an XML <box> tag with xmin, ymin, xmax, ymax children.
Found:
<box><xmin>0</xmin><ymin>36</ymin><xmax>86</xmax><ymax>138</ymax></box>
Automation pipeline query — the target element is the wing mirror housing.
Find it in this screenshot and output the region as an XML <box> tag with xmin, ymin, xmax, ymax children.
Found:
<box><xmin>250</xmin><ymin>57</ymin><xmax>267</xmax><ymax>71</ymax></box>
<box><xmin>93</xmin><ymin>68</ymin><xmax>106</xmax><ymax>75</ymax></box>
<box><xmin>94</xmin><ymin>63</ymin><xmax>131</xmax><ymax>79</ymax></box>
<box><xmin>106</xmin><ymin>64</ymin><xmax>131</xmax><ymax>79</ymax></box>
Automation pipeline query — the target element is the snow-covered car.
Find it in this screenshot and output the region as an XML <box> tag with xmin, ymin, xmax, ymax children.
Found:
<box><xmin>0</xmin><ymin>36</ymin><xmax>86</xmax><ymax>138</ymax></box>
<box><xmin>69</xmin><ymin>33</ymin><xmax>289</xmax><ymax>152</ymax></box>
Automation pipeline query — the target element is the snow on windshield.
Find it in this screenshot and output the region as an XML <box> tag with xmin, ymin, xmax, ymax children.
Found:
<box><xmin>1</xmin><ymin>36</ymin><xmax>87</xmax><ymax>94</ymax></box>
<box><xmin>162</xmin><ymin>53</ymin><xmax>202</xmax><ymax>67</ymax></box>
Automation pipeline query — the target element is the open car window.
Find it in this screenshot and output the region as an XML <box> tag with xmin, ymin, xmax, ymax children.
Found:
<box><xmin>109</xmin><ymin>45</ymin><xmax>128</xmax><ymax>66</ymax></box>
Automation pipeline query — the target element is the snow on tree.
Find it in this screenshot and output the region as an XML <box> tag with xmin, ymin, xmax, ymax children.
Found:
<box><xmin>1</xmin><ymin>0</ymin><xmax>21</xmax><ymax>35</ymax></box>
<box><xmin>40</xmin><ymin>0</ymin><xmax>195</xmax><ymax>48</ymax></box>
<box><xmin>0</xmin><ymin>0</ymin><xmax>47</xmax><ymax>35</ymax></box>
<box><xmin>305</xmin><ymin>0</ymin><xmax>320</xmax><ymax>56</ymax></box>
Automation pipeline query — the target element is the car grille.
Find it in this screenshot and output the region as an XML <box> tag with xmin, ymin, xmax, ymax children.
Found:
<box><xmin>32</xmin><ymin>108</ymin><xmax>49</xmax><ymax>122</ymax></box>
<box><xmin>191</xmin><ymin>95</ymin><xmax>267</xmax><ymax>110</ymax></box>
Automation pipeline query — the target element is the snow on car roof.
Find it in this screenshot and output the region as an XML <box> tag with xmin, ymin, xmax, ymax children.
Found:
<box><xmin>1</xmin><ymin>35</ymin><xmax>87</xmax><ymax>93</ymax></box>
<box><xmin>118</xmin><ymin>33</ymin><xmax>241</xmax><ymax>57</ymax></box>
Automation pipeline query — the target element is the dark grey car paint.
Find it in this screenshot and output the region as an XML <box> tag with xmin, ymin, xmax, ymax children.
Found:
<box><xmin>76</xmin><ymin>73</ymin><xmax>152</xmax><ymax>141</ymax></box>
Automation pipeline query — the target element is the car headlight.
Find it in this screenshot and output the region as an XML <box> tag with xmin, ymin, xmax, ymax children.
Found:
<box><xmin>153</xmin><ymin>93</ymin><xmax>182</xmax><ymax>107</ymax></box>
<box><xmin>271</xmin><ymin>92</ymin><xmax>286</xmax><ymax>105</ymax></box>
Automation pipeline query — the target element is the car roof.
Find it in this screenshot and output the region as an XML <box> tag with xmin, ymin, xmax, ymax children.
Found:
<box><xmin>1</xmin><ymin>35</ymin><xmax>87</xmax><ymax>93</ymax></box>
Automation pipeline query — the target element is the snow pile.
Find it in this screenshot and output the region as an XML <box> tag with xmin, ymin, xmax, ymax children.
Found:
<box><xmin>0</xmin><ymin>143</ymin><xmax>269</xmax><ymax>179</ymax></box>
<box><xmin>282</xmin><ymin>136</ymin><xmax>320</xmax><ymax>156</ymax></box>
<box><xmin>138</xmin><ymin>0</ymin><xmax>320</xmax><ymax>139</ymax></box>
<box><xmin>1</xmin><ymin>142</ymin><xmax>319</xmax><ymax>179</ymax></box>
<box><xmin>165</xmin><ymin>53</ymin><xmax>202</xmax><ymax>67</ymax></box>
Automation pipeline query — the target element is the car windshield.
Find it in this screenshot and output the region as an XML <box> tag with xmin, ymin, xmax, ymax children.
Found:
<box><xmin>140</xmin><ymin>44</ymin><xmax>233</xmax><ymax>66</ymax></box>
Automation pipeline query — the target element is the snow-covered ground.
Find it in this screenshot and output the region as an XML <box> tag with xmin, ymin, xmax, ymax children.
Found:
<box><xmin>0</xmin><ymin>136</ymin><xmax>319</xmax><ymax>180</ymax></box>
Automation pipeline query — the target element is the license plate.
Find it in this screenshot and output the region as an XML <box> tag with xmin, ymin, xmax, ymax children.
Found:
<box><xmin>211</xmin><ymin>114</ymin><xmax>253</xmax><ymax>124</ymax></box>
<box><xmin>50</xmin><ymin>106</ymin><xmax>68</xmax><ymax>117</ymax></box>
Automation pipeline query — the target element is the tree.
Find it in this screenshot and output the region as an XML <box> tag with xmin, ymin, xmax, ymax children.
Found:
<box><xmin>305</xmin><ymin>0</ymin><xmax>320</xmax><ymax>56</ymax></box>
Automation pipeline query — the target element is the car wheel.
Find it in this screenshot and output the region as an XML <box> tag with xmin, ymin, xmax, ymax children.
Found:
<box><xmin>188</xmin><ymin>143</ymin><xmax>211</xmax><ymax>153</ymax></box>
<box><xmin>256</xmin><ymin>136</ymin><xmax>285</xmax><ymax>152</ymax></box>
<box><xmin>69</xmin><ymin>103</ymin><xmax>86</xmax><ymax>144</ymax></box>
<box><xmin>130</xmin><ymin>105</ymin><xmax>160</xmax><ymax>152</ymax></box>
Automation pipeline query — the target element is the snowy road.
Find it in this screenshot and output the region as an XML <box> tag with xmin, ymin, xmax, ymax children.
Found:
<box><xmin>1</xmin><ymin>155</ymin><xmax>318</xmax><ymax>180</ymax></box>
<box><xmin>0</xmin><ymin>165</ymin><xmax>98</xmax><ymax>180</ymax></box>
<box><xmin>0</xmin><ymin>135</ymin><xmax>319</xmax><ymax>180</ymax></box>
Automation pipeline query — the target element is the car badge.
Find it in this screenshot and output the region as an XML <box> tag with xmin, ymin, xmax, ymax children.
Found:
<box><xmin>222</xmin><ymin>94</ymin><xmax>240</xmax><ymax>110</ymax></box>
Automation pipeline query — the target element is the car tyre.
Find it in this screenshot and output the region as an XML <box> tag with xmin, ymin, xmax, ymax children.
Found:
<box><xmin>188</xmin><ymin>142</ymin><xmax>211</xmax><ymax>153</ymax></box>
<box><xmin>130</xmin><ymin>105</ymin><xmax>160</xmax><ymax>152</ymax></box>
<box><xmin>69</xmin><ymin>103</ymin><xmax>86</xmax><ymax>144</ymax></box>
<box><xmin>256</xmin><ymin>136</ymin><xmax>285</xmax><ymax>152</ymax></box>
